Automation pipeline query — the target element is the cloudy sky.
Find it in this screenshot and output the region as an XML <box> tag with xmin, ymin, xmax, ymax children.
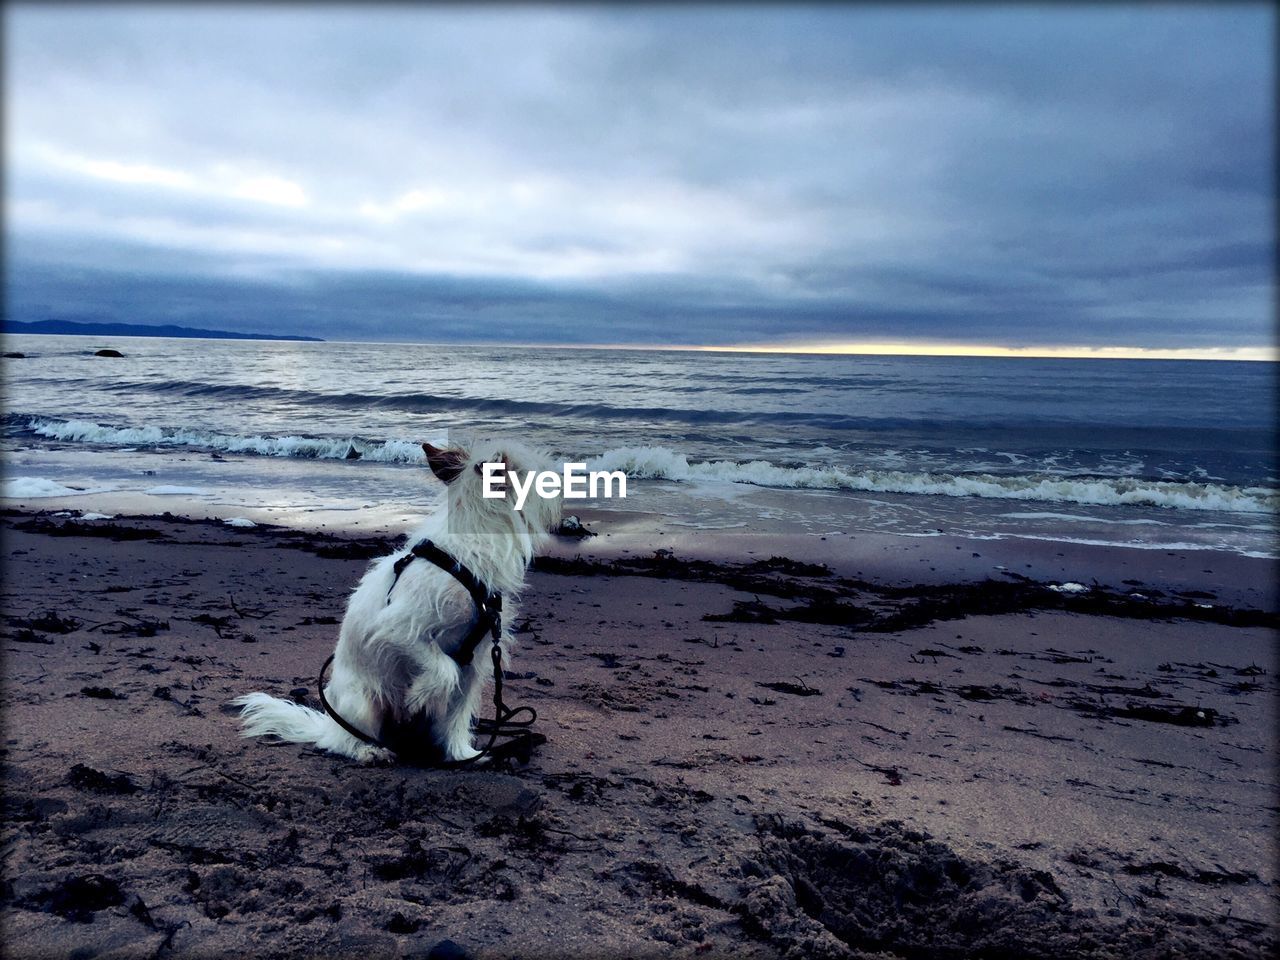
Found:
<box><xmin>5</xmin><ymin>4</ymin><xmax>1274</xmax><ymax>356</ymax></box>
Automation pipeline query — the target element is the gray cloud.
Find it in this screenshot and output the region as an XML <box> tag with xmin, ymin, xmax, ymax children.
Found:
<box><xmin>5</xmin><ymin>5</ymin><xmax>1273</xmax><ymax>352</ymax></box>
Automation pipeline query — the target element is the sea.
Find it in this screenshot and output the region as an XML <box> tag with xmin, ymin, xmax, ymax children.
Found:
<box><xmin>2</xmin><ymin>335</ymin><xmax>1276</xmax><ymax>558</ymax></box>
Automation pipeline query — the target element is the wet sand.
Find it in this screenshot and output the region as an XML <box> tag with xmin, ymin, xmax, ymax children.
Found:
<box><xmin>1</xmin><ymin>507</ymin><xmax>1276</xmax><ymax>958</ymax></box>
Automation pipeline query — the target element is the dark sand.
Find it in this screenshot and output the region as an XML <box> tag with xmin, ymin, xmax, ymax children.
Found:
<box><xmin>2</xmin><ymin>508</ymin><xmax>1276</xmax><ymax>958</ymax></box>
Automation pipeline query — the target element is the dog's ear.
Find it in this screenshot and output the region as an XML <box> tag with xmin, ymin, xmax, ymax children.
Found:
<box><xmin>422</xmin><ymin>443</ymin><xmax>467</xmax><ymax>485</ymax></box>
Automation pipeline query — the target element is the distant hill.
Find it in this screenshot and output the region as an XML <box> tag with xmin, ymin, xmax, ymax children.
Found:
<box><xmin>3</xmin><ymin>320</ymin><xmax>324</xmax><ymax>342</ymax></box>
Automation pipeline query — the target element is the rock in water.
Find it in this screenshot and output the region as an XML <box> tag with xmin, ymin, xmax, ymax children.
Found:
<box><xmin>94</xmin><ymin>349</ymin><xmax>124</xmax><ymax>357</ymax></box>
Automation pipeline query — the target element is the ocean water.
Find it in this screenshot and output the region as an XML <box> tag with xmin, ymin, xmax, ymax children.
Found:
<box><xmin>3</xmin><ymin>335</ymin><xmax>1276</xmax><ymax>557</ymax></box>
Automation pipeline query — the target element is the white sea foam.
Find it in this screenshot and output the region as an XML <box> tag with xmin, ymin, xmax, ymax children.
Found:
<box><xmin>145</xmin><ymin>485</ymin><xmax>207</xmax><ymax>496</ymax></box>
<box><xmin>1004</xmin><ymin>533</ymin><xmax>1278</xmax><ymax>557</ymax></box>
<box><xmin>665</xmin><ymin>519</ymin><xmax>750</xmax><ymax>530</ymax></box>
<box><xmin>999</xmin><ymin>511</ymin><xmax>1172</xmax><ymax>526</ymax></box>
<box><xmin>25</xmin><ymin>417</ymin><xmax>428</xmax><ymax>464</ymax></box>
<box><xmin>2</xmin><ymin>477</ymin><xmax>96</xmax><ymax>498</ymax></box>
<box><xmin>590</xmin><ymin>446</ymin><xmax>1277</xmax><ymax>514</ymax></box>
<box><xmin>223</xmin><ymin>517</ymin><xmax>257</xmax><ymax>528</ymax></box>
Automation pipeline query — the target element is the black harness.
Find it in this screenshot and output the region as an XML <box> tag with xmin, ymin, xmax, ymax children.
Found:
<box><xmin>388</xmin><ymin>539</ymin><xmax>503</xmax><ymax>667</ymax></box>
<box><xmin>316</xmin><ymin>539</ymin><xmax>542</xmax><ymax>767</ymax></box>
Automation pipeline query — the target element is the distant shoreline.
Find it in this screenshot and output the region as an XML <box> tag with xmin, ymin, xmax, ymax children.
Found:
<box><xmin>3</xmin><ymin>320</ymin><xmax>323</xmax><ymax>342</ymax></box>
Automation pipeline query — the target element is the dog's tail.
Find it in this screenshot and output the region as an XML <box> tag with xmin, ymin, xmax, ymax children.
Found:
<box><xmin>232</xmin><ymin>692</ymin><xmax>333</xmax><ymax>746</ymax></box>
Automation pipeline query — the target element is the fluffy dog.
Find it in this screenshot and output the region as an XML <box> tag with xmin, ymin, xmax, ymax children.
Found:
<box><xmin>233</xmin><ymin>439</ymin><xmax>561</xmax><ymax>764</ymax></box>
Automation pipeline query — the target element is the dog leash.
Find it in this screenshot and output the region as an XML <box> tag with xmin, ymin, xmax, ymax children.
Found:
<box><xmin>315</xmin><ymin>540</ymin><xmax>542</xmax><ymax>767</ymax></box>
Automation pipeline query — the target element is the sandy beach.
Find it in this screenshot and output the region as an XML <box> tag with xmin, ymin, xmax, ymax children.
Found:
<box><xmin>2</xmin><ymin>506</ymin><xmax>1275</xmax><ymax>959</ymax></box>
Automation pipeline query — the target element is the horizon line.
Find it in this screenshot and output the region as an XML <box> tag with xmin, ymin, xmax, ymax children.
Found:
<box><xmin>443</xmin><ymin>340</ymin><xmax>1278</xmax><ymax>362</ymax></box>
<box><xmin>683</xmin><ymin>341</ymin><xmax>1277</xmax><ymax>362</ymax></box>
<box><xmin>7</xmin><ymin>327</ymin><xmax>1275</xmax><ymax>361</ymax></box>
<box><xmin>274</xmin><ymin>337</ymin><xmax>1280</xmax><ymax>361</ymax></box>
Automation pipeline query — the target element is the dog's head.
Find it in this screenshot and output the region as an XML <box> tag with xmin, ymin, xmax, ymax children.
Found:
<box><xmin>421</xmin><ymin>439</ymin><xmax>563</xmax><ymax>537</ymax></box>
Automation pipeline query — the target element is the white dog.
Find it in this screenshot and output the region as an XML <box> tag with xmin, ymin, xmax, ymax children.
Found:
<box><xmin>233</xmin><ymin>439</ymin><xmax>561</xmax><ymax>764</ymax></box>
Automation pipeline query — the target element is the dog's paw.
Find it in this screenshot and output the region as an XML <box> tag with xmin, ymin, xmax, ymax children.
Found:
<box><xmin>446</xmin><ymin>743</ymin><xmax>483</xmax><ymax>764</ymax></box>
<box><xmin>355</xmin><ymin>745</ymin><xmax>396</xmax><ymax>766</ymax></box>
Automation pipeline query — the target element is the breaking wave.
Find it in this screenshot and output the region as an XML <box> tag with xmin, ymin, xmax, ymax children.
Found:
<box><xmin>14</xmin><ymin>418</ymin><xmax>1277</xmax><ymax>514</ymax></box>
<box><xmin>19</xmin><ymin>416</ymin><xmax>427</xmax><ymax>464</ymax></box>
<box><xmin>589</xmin><ymin>446</ymin><xmax>1278</xmax><ymax>514</ymax></box>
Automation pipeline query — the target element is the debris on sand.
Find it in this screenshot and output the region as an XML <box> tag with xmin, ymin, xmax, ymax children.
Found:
<box><xmin>537</xmin><ymin>552</ymin><xmax>1280</xmax><ymax>631</ymax></box>
<box><xmin>10</xmin><ymin>610</ymin><xmax>81</xmax><ymax>634</ymax></box>
<box><xmin>67</xmin><ymin>763</ymin><xmax>138</xmax><ymax>795</ymax></box>
<box><xmin>757</xmin><ymin>679</ymin><xmax>822</xmax><ymax>697</ymax></box>
<box><xmin>704</xmin><ymin>599</ymin><xmax>780</xmax><ymax>624</ymax></box>
<box><xmin>13</xmin><ymin>516</ymin><xmax>169</xmax><ymax>542</ymax></box>
<box><xmin>1067</xmin><ymin>699</ymin><xmax>1235</xmax><ymax>728</ymax></box>
<box><xmin>20</xmin><ymin>874</ymin><xmax>125</xmax><ymax>921</ymax></box>
<box><xmin>553</xmin><ymin>515</ymin><xmax>596</xmax><ymax>538</ymax></box>
<box><xmin>79</xmin><ymin>686</ymin><xmax>127</xmax><ymax>700</ymax></box>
